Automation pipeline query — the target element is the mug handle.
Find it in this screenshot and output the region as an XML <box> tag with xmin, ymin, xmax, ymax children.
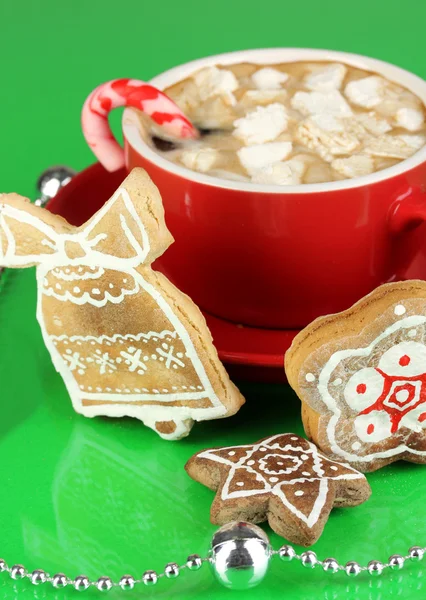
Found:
<box><xmin>81</xmin><ymin>79</ymin><xmax>198</xmax><ymax>172</ymax></box>
<box><xmin>388</xmin><ymin>184</ymin><xmax>426</xmax><ymax>234</ymax></box>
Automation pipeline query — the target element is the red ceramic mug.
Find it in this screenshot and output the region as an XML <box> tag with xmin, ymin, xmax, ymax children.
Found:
<box><xmin>83</xmin><ymin>49</ymin><xmax>426</xmax><ymax>329</ymax></box>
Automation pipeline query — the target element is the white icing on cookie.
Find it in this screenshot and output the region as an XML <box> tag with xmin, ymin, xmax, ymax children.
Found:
<box><xmin>197</xmin><ymin>434</ymin><xmax>363</xmax><ymax>528</ymax></box>
<box><xmin>317</xmin><ymin>315</ymin><xmax>426</xmax><ymax>462</ymax></box>
<box><xmin>394</xmin><ymin>304</ymin><xmax>406</xmax><ymax>316</ymax></box>
<box><xmin>344</xmin><ymin>367</ymin><xmax>385</xmax><ymax>411</ymax></box>
<box><xmin>0</xmin><ymin>186</ymin><xmax>229</xmax><ymax>439</ymax></box>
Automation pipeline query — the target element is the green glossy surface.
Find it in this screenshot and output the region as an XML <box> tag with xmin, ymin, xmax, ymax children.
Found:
<box><xmin>1</xmin><ymin>0</ymin><xmax>426</xmax><ymax>597</ymax></box>
<box><xmin>1</xmin><ymin>272</ymin><xmax>425</xmax><ymax>599</ymax></box>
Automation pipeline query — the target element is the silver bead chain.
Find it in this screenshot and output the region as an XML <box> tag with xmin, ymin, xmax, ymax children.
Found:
<box><xmin>0</xmin><ymin>545</ymin><xmax>424</xmax><ymax>591</ymax></box>
<box><xmin>275</xmin><ymin>544</ymin><xmax>425</xmax><ymax>576</ymax></box>
<box><xmin>0</xmin><ymin>555</ymin><xmax>207</xmax><ymax>591</ymax></box>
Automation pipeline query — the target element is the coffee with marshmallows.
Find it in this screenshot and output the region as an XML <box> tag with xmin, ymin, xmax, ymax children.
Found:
<box><xmin>133</xmin><ymin>61</ymin><xmax>426</xmax><ymax>185</ymax></box>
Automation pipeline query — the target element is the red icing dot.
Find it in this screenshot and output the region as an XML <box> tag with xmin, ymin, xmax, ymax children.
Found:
<box><xmin>356</xmin><ymin>383</ymin><xmax>367</xmax><ymax>394</ymax></box>
<box><xmin>419</xmin><ymin>413</ymin><xmax>426</xmax><ymax>423</ymax></box>
<box><xmin>367</xmin><ymin>424</ymin><xmax>375</xmax><ymax>435</ymax></box>
<box><xmin>399</xmin><ymin>355</ymin><xmax>410</xmax><ymax>366</ymax></box>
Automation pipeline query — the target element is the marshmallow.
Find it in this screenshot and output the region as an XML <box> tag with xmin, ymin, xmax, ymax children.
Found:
<box><xmin>168</xmin><ymin>80</ymin><xmax>200</xmax><ymax>114</ymax></box>
<box><xmin>242</xmin><ymin>89</ymin><xmax>287</xmax><ymax>105</ymax></box>
<box><xmin>251</xmin><ymin>159</ymin><xmax>306</xmax><ymax>185</ymax></box>
<box><xmin>291</xmin><ymin>90</ymin><xmax>353</xmax><ymax>117</ymax></box>
<box><xmin>194</xmin><ymin>66</ymin><xmax>239</xmax><ymax>105</ymax></box>
<box><xmin>296</xmin><ymin>118</ymin><xmax>360</xmax><ymax>162</ymax></box>
<box><xmin>233</xmin><ymin>103</ymin><xmax>288</xmax><ymax>145</ymax></box>
<box><xmin>355</xmin><ymin>112</ymin><xmax>392</xmax><ymax>135</ymax></box>
<box><xmin>304</xmin><ymin>162</ymin><xmax>333</xmax><ymax>184</ymax></box>
<box><xmin>331</xmin><ymin>155</ymin><xmax>375</xmax><ymax>178</ymax></box>
<box><xmin>193</xmin><ymin>95</ymin><xmax>237</xmax><ymax>129</ymax></box>
<box><xmin>304</xmin><ymin>63</ymin><xmax>347</xmax><ymax>91</ymax></box>
<box><xmin>395</xmin><ymin>107</ymin><xmax>425</xmax><ymax>131</ymax></box>
<box><xmin>344</xmin><ymin>76</ymin><xmax>385</xmax><ymax>108</ymax></box>
<box><xmin>251</xmin><ymin>67</ymin><xmax>289</xmax><ymax>90</ymax></box>
<box><xmin>399</xmin><ymin>134</ymin><xmax>426</xmax><ymax>151</ymax></box>
<box><xmin>309</xmin><ymin>113</ymin><xmax>344</xmax><ymax>132</ymax></box>
<box><xmin>180</xmin><ymin>148</ymin><xmax>218</xmax><ymax>172</ymax></box>
<box><xmin>363</xmin><ymin>134</ymin><xmax>426</xmax><ymax>159</ymax></box>
<box><xmin>237</xmin><ymin>142</ymin><xmax>293</xmax><ymax>173</ymax></box>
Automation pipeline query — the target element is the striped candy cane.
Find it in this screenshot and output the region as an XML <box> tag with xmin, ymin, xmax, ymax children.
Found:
<box><xmin>81</xmin><ymin>78</ymin><xmax>198</xmax><ymax>172</ymax></box>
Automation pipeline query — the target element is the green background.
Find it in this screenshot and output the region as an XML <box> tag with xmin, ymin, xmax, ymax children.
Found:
<box><xmin>1</xmin><ymin>0</ymin><xmax>426</xmax><ymax>598</ymax></box>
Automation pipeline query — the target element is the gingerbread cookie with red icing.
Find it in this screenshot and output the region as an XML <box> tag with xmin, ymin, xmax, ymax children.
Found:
<box><xmin>185</xmin><ymin>433</ymin><xmax>370</xmax><ymax>546</ymax></box>
<box><xmin>285</xmin><ymin>280</ymin><xmax>426</xmax><ymax>472</ymax></box>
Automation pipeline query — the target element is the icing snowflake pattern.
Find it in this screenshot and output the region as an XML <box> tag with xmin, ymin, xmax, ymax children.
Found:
<box><xmin>155</xmin><ymin>342</ymin><xmax>185</xmax><ymax>369</ymax></box>
<box><xmin>197</xmin><ymin>434</ymin><xmax>363</xmax><ymax>528</ymax></box>
<box><xmin>345</xmin><ymin>341</ymin><xmax>426</xmax><ymax>442</ymax></box>
<box><xmin>315</xmin><ymin>308</ymin><xmax>426</xmax><ymax>462</ymax></box>
<box><xmin>63</xmin><ymin>350</ymin><xmax>86</xmax><ymax>375</ymax></box>
<box><xmin>92</xmin><ymin>350</ymin><xmax>117</xmax><ymax>375</ymax></box>
<box><xmin>53</xmin><ymin>331</ymin><xmax>187</xmax><ymax>381</ymax></box>
<box><xmin>120</xmin><ymin>347</ymin><xmax>147</xmax><ymax>375</ymax></box>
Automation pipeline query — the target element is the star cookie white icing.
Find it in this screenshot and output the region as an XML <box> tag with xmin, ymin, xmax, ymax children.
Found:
<box><xmin>193</xmin><ymin>433</ymin><xmax>366</xmax><ymax>529</ymax></box>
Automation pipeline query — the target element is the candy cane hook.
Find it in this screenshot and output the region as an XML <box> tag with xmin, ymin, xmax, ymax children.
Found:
<box><xmin>82</xmin><ymin>78</ymin><xmax>199</xmax><ymax>172</ymax></box>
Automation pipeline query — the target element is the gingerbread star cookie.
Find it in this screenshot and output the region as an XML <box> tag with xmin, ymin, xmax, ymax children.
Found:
<box><xmin>0</xmin><ymin>168</ymin><xmax>244</xmax><ymax>440</ymax></box>
<box><xmin>185</xmin><ymin>433</ymin><xmax>370</xmax><ymax>546</ymax></box>
<box><xmin>285</xmin><ymin>280</ymin><xmax>426</xmax><ymax>471</ymax></box>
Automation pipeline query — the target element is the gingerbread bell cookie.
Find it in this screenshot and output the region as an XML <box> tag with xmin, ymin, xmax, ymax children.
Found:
<box><xmin>286</xmin><ymin>280</ymin><xmax>426</xmax><ymax>471</ymax></box>
<box><xmin>185</xmin><ymin>433</ymin><xmax>370</xmax><ymax>546</ymax></box>
<box><xmin>0</xmin><ymin>168</ymin><xmax>244</xmax><ymax>439</ymax></box>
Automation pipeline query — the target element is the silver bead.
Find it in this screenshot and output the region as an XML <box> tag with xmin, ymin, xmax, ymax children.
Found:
<box><xmin>300</xmin><ymin>551</ymin><xmax>318</xmax><ymax>569</ymax></box>
<box><xmin>164</xmin><ymin>563</ymin><xmax>180</xmax><ymax>578</ymax></box>
<box><xmin>119</xmin><ymin>575</ymin><xmax>135</xmax><ymax>590</ymax></box>
<box><xmin>36</xmin><ymin>166</ymin><xmax>76</xmax><ymax>206</ymax></box>
<box><xmin>142</xmin><ymin>570</ymin><xmax>158</xmax><ymax>586</ymax></box>
<box><xmin>52</xmin><ymin>573</ymin><xmax>68</xmax><ymax>588</ymax></box>
<box><xmin>31</xmin><ymin>570</ymin><xmax>47</xmax><ymax>585</ymax></box>
<box><xmin>278</xmin><ymin>545</ymin><xmax>296</xmax><ymax>562</ymax></box>
<box><xmin>186</xmin><ymin>554</ymin><xmax>203</xmax><ymax>570</ymax></box>
<box><xmin>74</xmin><ymin>575</ymin><xmax>90</xmax><ymax>591</ymax></box>
<box><xmin>389</xmin><ymin>554</ymin><xmax>405</xmax><ymax>570</ymax></box>
<box><xmin>367</xmin><ymin>560</ymin><xmax>384</xmax><ymax>576</ymax></box>
<box><xmin>10</xmin><ymin>565</ymin><xmax>26</xmax><ymax>580</ymax></box>
<box><xmin>210</xmin><ymin>521</ymin><xmax>271</xmax><ymax>590</ymax></box>
<box><xmin>0</xmin><ymin>559</ymin><xmax>7</xmax><ymax>572</ymax></box>
<box><xmin>409</xmin><ymin>546</ymin><xmax>424</xmax><ymax>561</ymax></box>
<box><xmin>323</xmin><ymin>558</ymin><xmax>339</xmax><ymax>573</ymax></box>
<box><xmin>96</xmin><ymin>576</ymin><xmax>113</xmax><ymax>592</ymax></box>
<box><xmin>345</xmin><ymin>561</ymin><xmax>361</xmax><ymax>577</ymax></box>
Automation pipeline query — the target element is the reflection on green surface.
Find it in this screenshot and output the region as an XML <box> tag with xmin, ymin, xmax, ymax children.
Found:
<box><xmin>1</xmin><ymin>270</ymin><xmax>426</xmax><ymax>599</ymax></box>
